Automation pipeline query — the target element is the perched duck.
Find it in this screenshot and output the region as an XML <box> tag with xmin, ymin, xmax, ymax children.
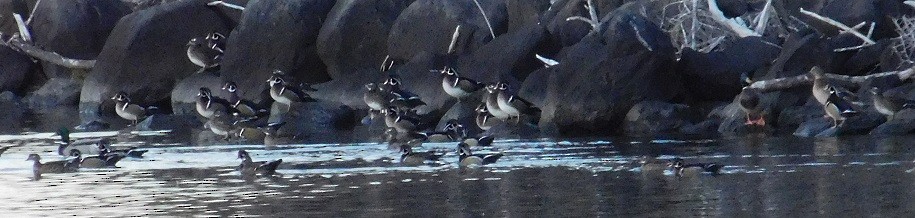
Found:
<box><xmin>382</xmin><ymin>77</ymin><xmax>426</xmax><ymax>110</ymax></box>
<box><xmin>111</xmin><ymin>92</ymin><xmax>149</xmax><ymax>125</ymax></box>
<box><xmin>495</xmin><ymin>82</ymin><xmax>541</xmax><ymax>122</ymax></box>
<box><xmin>870</xmin><ymin>87</ymin><xmax>913</xmax><ymax>119</ymax></box>
<box><xmin>810</xmin><ymin>66</ymin><xmax>830</xmax><ymax>105</ymax></box>
<box><xmin>825</xmin><ymin>87</ymin><xmax>858</xmax><ymax>127</ymax></box>
<box><xmin>484</xmin><ymin>84</ymin><xmax>511</xmax><ymax>120</ymax></box>
<box><xmin>237</xmin><ymin>150</ymin><xmax>282</xmax><ymax>176</ymax></box>
<box><xmin>457</xmin><ymin>142</ymin><xmax>502</xmax><ymax>167</ymax></box>
<box><xmin>222</xmin><ymin>82</ymin><xmax>270</xmax><ymax>119</ymax></box>
<box><xmin>738</xmin><ymin>87</ymin><xmax>764</xmax><ymax>126</ymax></box>
<box><xmin>196</xmin><ymin>87</ymin><xmax>236</xmax><ymax>119</ymax></box>
<box><xmin>267</xmin><ymin>75</ymin><xmax>316</xmax><ymax>106</ymax></box>
<box><xmin>382</xmin><ymin>107</ymin><xmax>421</xmax><ymax>133</ymax></box>
<box><xmin>237</xmin><ymin>122</ymin><xmax>286</xmax><ymax>143</ymax></box>
<box><xmin>26</xmin><ymin>154</ymin><xmax>79</xmax><ymax>180</ymax></box>
<box><xmin>205</xmin><ymin>32</ymin><xmax>226</xmax><ymax>53</ymax></box>
<box><xmin>186</xmin><ymin>33</ymin><xmax>224</xmax><ymax>69</ymax></box>
<box><xmin>440</xmin><ymin>67</ymin><xmax>484</xmax><ymax>99</ymax></box>
<box><xmin>71</xmin><ymin>151</ymin><xmax>124</xmax><ymax>168</ymax></box>
<box><xmin>474</xmin><ymin>104</ymin><xmax>497</xmax><ymax>131</ymax></box>
<box><xmin>399</xmin><ymin>145</ymin><xmax>444</xmax><ymax>165</ymax></box>
<box><xmin>205</xmin><ymin>116</ymin><xmax>236</xmax><ymax>140</ymax></box>
<box><xmin>272</xmin><ymin>69</ymin><xmax>318</xmax><ymax>91</ymax></box>
<box><xmin>97</xmin><ymin>139</ymin><xmax>147</xmax><ymax>158</ymax></box>
<box><xmin>363</xmin><ymin>83</ymin><xmax>390</xmax><ymax>111</ymax></box>
<box><xmin>668</xmin><ymin>158</ymin><xmax>723</xmax><ymax>177</ymax></box>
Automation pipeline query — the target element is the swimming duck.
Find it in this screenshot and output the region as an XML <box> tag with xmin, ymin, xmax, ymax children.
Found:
<box><xmin>97</xmin><ymin>138</ymin><xmax>147</xmax><ymax>158</ymax></box>
<box><xmin>668</xmin><ymin>158</ymin><xmax>723</xmax><ymax>177</ymax></box>
<box><xmin>71</xmin><ymin>150</ymin><xmax>124</xmax><ymax>168</ymax></box>
<box><xmin>55</xmin><ymin>128</ymin><xmax>101</xmax><ymax>157</ymax></box>
<box><xmin>440</xmin><ymin>67</ymin><xmax>484</xmax><ymax>99</ymax></box>
<box><xmin>495</xmin><ymin>82</ymin><xmax>540</xmax><ymax>122</ymax></box>
<box><xmin>484</xmin><ymin>84</ymin><xmax>511</xmax><ymax>120</ymax></box>
<box><xmin>445</xmin><ymin>120</ymin><xmax>494</xmax><ymax>147</ymax></box>
<box><xmin>457</xmin><ymin>142</ymin><xmax>502</xmax><ymax>167</ymax></box>
<box><xmin>399</xmin><ymin>145</ymin><xmax>444</xmax><ymax>165</ymax></box>
<box><xmin>825</xmin><ymin>87</ymin><xmax>858</xmax><ymax>127</ymax></box>
<box><xmin>384</xmin><ymin>128</ymin><xmax>424</xmax><ymax>148</ymax></box>
<box><xmin>222</xmin><ymin>82</ymin><xmax>270</xmax><ymax>119</ymax></box>
<box><xmin>268</xmin><ymin>75</ymin><xmax>316</xmax><ymax>107</ymax></box>
<box><xmin>26</xmin><ymin>154</ymin><xmax>79</xmax><ymax>180</ymax></box>
<box><xmin>381</xmin><ymin>107</ymin><xmax>421</xmax><ymax>133</ymax></box>
<box><xmin>237</xmin><ymin>150</ymin><xmax>282</xmax><ymax>176</ymax></box>
<box><xmin>196</xmin><ymin>87</ymin><xmax>236</xmax><ymax>119</ymax></box>
<box><xmin>111</xmin><ymin>92</ymin><xmax>150</xmax><ymax>125</ymax></box>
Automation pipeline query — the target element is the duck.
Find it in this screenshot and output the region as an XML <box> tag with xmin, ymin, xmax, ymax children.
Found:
<box><xmin>26</xmin><ymin>154</ymin><xmax>79</xmax><ymax>180</ymax></box>
<box><xmin>385</xmin><ymin>128</ymin><xmax>424</xmax><ymax>148</ymax></box>
<box><xmin>810</xmin><ymin>66</ymin><xmax>831</xmax><ymax>106</ymax></box>
<box><xmin>474</xmin><ymin>104</ymin><xmax>498</xmax><ymax>131</ymax></box>
<box><xmin>382</xmin><ymin>77</ymin><xmax>426</xmax><ymax>110</ymax></box>
<box><xmin>870</xmin><ymin>87</ymin><xmax>914</xmax><ymax>120</ymax></box>
<box><xmin>111</xmin><ymin>92</ymin><xmax>149</xmax><ymax>125</ymax></box>
<box><xmin>236</xmin><ymin>122</ymin><xmax>286</xmax><ymax>143</ymax></box>
<box><xmin>440</xmin><ymin>67</ymin><xmax>484</xmax><ymax>99</ymax></box>
<box><xmin>97</xmin><ymin>138</ymin><xmax>147</xmax><ymax>158</ymax></box>
<box><xmin>267</xmin><ymin>75</ymin><xmax>316</xmax><ymax>106</ymax></box>
<box><xmin>205</xmin><ymin>32</ymin><xmax>226</xmax><ymax>53</ymax></box>
<box><xmin>363</xmin><ymin>83</ymin><xmax>390</xmax><ymax>111</ymax></box>
<box><xmin>272</xmin><ymin>69</ymin><xmax>318</xmax><ymax>92</ymax></box>
<box><xmin>237</xmin><ymin>150</ymin><xmax>282</xmax><ymax>176</ymax></box>
<box><xmin>738</xmin><ymin>88</ymin><xmax>764</xmax><ymax>126</ymax></box>
<box><xmin>457</xmin><ymin>142</ymin><xmax>502</xmax><ymax>167</ymax></box>
<box><xmin>399</xmin><ymin>145</ymin><xmax>444</xmax><ymax>165</ymax></box>
<box><xmin>825</xmin><ymin>87</ymin><xmax>858</xmax><ymax>127</ymax></box>
<box><xmin>196</xmin><ymin>87</ymin><xmax>237</xmax><ymax>119</ymax></box>
<box><xmin>381</xmin><ymin>107</ymin><xmax>421</xmax><ymax>133</ymax></box>
<box><xmin>632</xmin><ymin>156</ymin><xmax>669</xmax><ymax>172</ymax></box>
<box><xmin>495</xmin><ymin>82</ymin><xmax>541</xmax><ymax>122</ymax></box>
<box><xmin>55</xmin><ymin>127</ymin><xmax>101</xmax><ymax>157</ymax></box>
<box><xmin>484</xmin><ymin>83</ymin><xmax>511</xmax><ymax>120</ymax></box>
<box><xmin>668</xmin><ymin>158</ymin><xmax>723</xmax><ymax>177</ymax></box>
<box><xmin>222</xmin><ymin>82</ymin><xmax>270</xmax><ymax>119</ymax></box>
<box><xmin>205</xmin><ymin>115</ymin><xmax>236</xmax><ymax>140</ymax></box>
<box><xmin>445</xmin><ymin>120</ymin><xmax>494</xmax><ymax>147</ymax></box>
<box><xmin>71</xmin><ymin>150</ymin><xmax>124</xmax><ymax>168</ymax></box>
<box><xmin>186</xmin><ymin>33</ymin><xmax>224</xmax><ymax>69</ymax></box>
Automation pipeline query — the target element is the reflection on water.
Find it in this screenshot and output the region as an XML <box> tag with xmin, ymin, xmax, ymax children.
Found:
<box><xmin>2</xmin><ymin>132</ymin><xmax>915</xmax><ymax>216</ymax></box>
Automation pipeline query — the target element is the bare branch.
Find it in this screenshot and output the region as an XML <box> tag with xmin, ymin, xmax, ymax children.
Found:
<box><xmin>447</xmin><ymin>25</ymin><xmax>460</xmax><ymax>54</ymax></box>
<box><xmin>25</xmin><ymin>0</ymin><xmax>41</xmax><ymax>25</ymax></box>
<box><xmin>4</xmin><ymin>38</ymin><xmax>96</xmax><ymax>69</ymax></box>
<box><xmin>207</xmin><ymin>1</ymin><xmax>245</xmax><ymax>11</ymax></box>
<box><xmin>753</xmin><ymin>0</ymin><xmax>771</xmax><ymax>34</ymax></box>
<box><xmin>799</xmin><ymin>8</ymin><xmax>876</xmax><ymax>45</ymax></box>
<box><xmin>471</xmin><ymin>0</ymin><xmax>495</xmax><ymax>39</ymax></box>
<box><xmin>14</xmin><ymin>13</ymin><xmax>31</xmax><ymax>42</ymax></box>
<box><xmin>706</xmin><ymin>0</ymin><xmax>759</xmax><ymax>37</ymax></box>
<box><xmin>749</xmin><ymin>68</ymin><xmax>915</xmax><ymax>92</ymax></box>
<box><xmin>630</xmin><ymin>20</ymin><xmax>653</xmax><ymax>51</ymax></box>
<box><xmin>564</xmin><ymin>0</ymin><xmax>600</xmax><ymax>31</ymax></box>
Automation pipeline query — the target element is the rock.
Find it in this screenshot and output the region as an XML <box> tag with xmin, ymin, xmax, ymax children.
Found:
<box><xmin>678</xmin><ymin>37</ymin><xmax>781</xmax><ymax>101</ymax></box>
<box><xmin>79</xmin><ymin>0</ymin><xmax>237</xmax><ymax>122</ymax></box>
<box><xmin>456</xmin><ymin>23</ymin><xmax>549</xmax><ymax>82</ymax></box>
<box><xmin>793</xmin><ymin>118</ymin><xmax>831</xmax><ymax>137</ymax></box>
<box><xmin>834</xmin><ymin>112</ymin><xmax>885</xmax><ymax>135</ymax></box>
<box><xmin>170</xmin><ymin>72</ymin><xmax>231</xmax><ymax>116</ymax></box>
<box><xmin>539</xmin><ymin>3</ymin><xmax>681</xmax><ymax>136</ymax></box>
<box><xmin>0</xmin><ymin>91</ymin><xmax>26</xmax><ymax>132</ymax></box>
<box><xmin>0</xmin><ymin>0</ymin><xmax>31</xmax><ymax>34</ymax></box>
<box><xmin>776</xmin><ymin>105</ymin><xmax>824</xmax><ymax>131</ymax></box>
<box><xmin>0</xmin><ymin>46</ymin><xmax>33</xmax><ymax>92</ymax></box>
<box><xmin>387</xmin><ymin>0</ymin><xmax>507</xmax><ymax>60</ymax></box>
<box><xmin>715</xmin><ymin>0</ymin><xmax>751</xmax><ymax>18</ymax></box>
<box><xmin>517</xmin><ymin>66</ymin><xmax>551</xmax><ymax>107</ymax></box>
<box><xmin>310</xmin><ymin>68</ymin><xmax>386</xmax><ymax>108</ymax></box>
<box><xmin>22</xmin><ymin>78</ymin><xmax>81</xmax><ymax>111</ymax></box>
<box><xmin>29</xmin><ymin>0</ymin><xmax>131</xmax><ymax>78</ymax></box>
<box><xmin>505</xmin><ymin>0</ymin><xmax>550</xmax><ymax>32</ymax></box>
<box><xmin>386</xmin><ymin>51</ymin><xmax>456</xmax><ymax>114</ymax></box>
<box><xmin>218</xmin><ymin>0</ymin><xmax>335</xmax><ymax>102</ymax></box>
<box><xmin>542</xmin><ymin>0</ymin><xmax>634</xmax><ymax>47</ymax></box>
<box><xmin>679</xmin><ymin>119</ymin><xmax>720</xmax><ymax>135</ymax></box>
<box><xmin>871</xmin><ymin>109</ymin><xmax>915</xmax><ymax>135</ymax></box>
<box><xmin>137</xmin><ymin>114</ymin><xmax>202</xmax><ymax>133</ymax></box>
<box><xmin>316</xmin><ymin>0</ymin><xmax>413</xmax><ymax>79</ymax></box>
<box><xmin>75</xmin><ymin>120</ymin><xmax>110</xmax><ymax>131</ymax></box>
<box><xmin>269</xmin><ymin>101</ymin><xmax>359</xmax><ymax>143</ymax></box>
<box><xmin>623</xmin><ymin>101</ymin><xmax>692</xmax><ymax>135</ymax></box>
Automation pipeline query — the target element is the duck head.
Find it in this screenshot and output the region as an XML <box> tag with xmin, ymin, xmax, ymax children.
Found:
<box><xmin>808</xmin><ymin>66</ymin><xmax>825</xmax><ymax>79</ymax></box>
<box><xmin>111</xmin><ymin>92</ymin><xmax>131</xmax><ymax>103</ymax></box>
<box><xmin>667</xmin><ymin>158</ymin><xmax>684</xmax><ymax>169</ymax></box>
<box><xmin>457</xmin><ymin>142</ymin><xmax>472</xmax><ymax>157</ymax></box>
<box><xmin>267</xmin><ymin>75</ymin><xmax>284</xmax><ymax>86</ymax></box>
<box><xmin>237</xmin><ymin>150</ymin><xmax>250</xmax><ymax>159</ymax></box>
<box><xmin>400</xmin><ymin>144</ymin><xmax>413</xmax><ymax>154</ymax></box>
<box><xmin>26</xmin><ymin>154</ymin><xmax>40</xmax><ymax>162</ymax></box>
<box><xmin>364</xmin><ymin>83</ymin><xmax>377</xmax><ymax>91</ymax></box>
<box><xmin>186</xmin><ymin>37</ymin><xmax>203</xmax><ymax>47</ymax></box>
<box><xmin>222</xmin><ymin>82</ymin><xmax>237</xmax><ymax>93</ymax></box>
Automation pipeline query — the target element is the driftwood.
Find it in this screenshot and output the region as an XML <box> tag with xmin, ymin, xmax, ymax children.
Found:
<box><xmin>749</xmin><ymin>68</ymin><xmax>915</xmax><ymax>92</ymax></box>
<box><xmin>4</xmin><ymin>38</ymin><xmax>96</xmax><ymax>69</ymax></box>
<box><xmin>207</xmin><ymin>1</ymin><xmax>245</xmax><ymax>11</ymax></box>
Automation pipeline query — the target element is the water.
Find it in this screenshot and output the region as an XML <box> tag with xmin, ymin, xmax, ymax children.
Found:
<box><xmin>2</xmin><ymin>131</ymin><xmax>915</xmax><ymax>216</ymax></box>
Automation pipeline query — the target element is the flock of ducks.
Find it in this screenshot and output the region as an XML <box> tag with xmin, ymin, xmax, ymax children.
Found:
<box><xmin>738</xmin><ymin>66</ymin><xmax>915</xmax><ymax>129</ymax></box>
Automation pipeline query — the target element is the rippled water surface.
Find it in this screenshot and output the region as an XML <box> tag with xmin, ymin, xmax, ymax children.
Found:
<box><xmin>2</xmin><ymin>131</ymin><xmax>915</xmax><ymax>216</ymax></box>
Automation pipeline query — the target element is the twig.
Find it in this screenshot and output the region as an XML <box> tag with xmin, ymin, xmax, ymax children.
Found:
<box><xmin>753</xmin><ymin>0</ymin><xmax>771</xmax><ymax>34</ymax></box>
<box><xmin>706</xmin><ymin>0</ymin><xmax>758</xmax><ymax>37</ymax></box>
<box><xmin>630</xmin><ymin>20</ymin><xmax>653</xmax><ymax>51</ymax></box>
<box><xmin>207</xmin><ymin>1</ymin><xmax>245</xmax><ymax>11</ymax></box>
<box><xmin>565</xmin><ymin>0</ymin><xmax>600</xmax><ymax>31</ymax></box>
<box><xmin>471</xmin><ymin>0</ymin><xmax>495</xmax><ymax>39</ymax></box>
<box><xmin>13</xmin><ymin>13</ymin><xmax>31</xmax><ymax>42</ymax></box>
<box><xmin>535</xmin><ymin>54</ymin><xmax>558</xmax><ymax>67</ymax></box>
<box><xmin>379</xmin><ymin>55</ymin><xmax>390</xmax><ymax>72</ymax></box>
<box><xmin>690</xmin><ymin>0</ymin><xmax>698</xmax><ymax>49</ymax></box>
<box><xmin>25</xmin><ymin>0</ymin><xmax>41</xmax><ymax>25</ymax></box>
<box><xmin>4</xmin><ymin>38</ymin><xmax>96</xmax><ymax>69</ymax></box>
<box><xmin>798</xmin><ymin>8</ymin><xmax>876</xmax><ymax>45</ymax></box>
<box><xmin>447</xmin><ymin>25</ymin><xmax>460</xmax><ymax>54</ymax></box>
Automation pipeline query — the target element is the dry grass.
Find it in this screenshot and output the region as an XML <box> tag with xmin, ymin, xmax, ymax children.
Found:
<box><xmin>892</xmin><ymin>16</ymin><xmax>915</xmax><ymax>69</ymax></box>
<box><xmin>645</xmin><ymin>0</ymin><xmax>784</xmax><ymax>55</ymax></box>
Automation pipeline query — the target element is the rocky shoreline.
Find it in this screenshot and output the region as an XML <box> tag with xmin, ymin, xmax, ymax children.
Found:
<box><xmin>1</xmin><ymin>0</ymin><xmax>915</xmax><ymax>142</ymax></box>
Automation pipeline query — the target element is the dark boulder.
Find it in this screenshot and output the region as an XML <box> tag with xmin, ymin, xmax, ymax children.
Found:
<box><xmin>387</xmin><ymin>0</ymin><xmax>507</xmax><ymax>60</ymax></box>
<box><xmin>456</xmin><ymin>23</ymin><xmax>549</xmax><ymax>82</ymax></box>
<box><xmin>0</xmin><ymin>91</ymin><xmax>26</xmax><ymax>133</ymax></box>
<box><xmin>0</xmin><ymin>46</ymin><xmax>32</xmax><ymax>92</ymax></box>
<box><xmin>622</xmin><ymin>101</ymin><xmax>692</xmax><ymax>135</ymax></box>
<box><xmin>268</xmin><ymin>101</ymin><xmax>359</xmax><ymax>143</ymax></box>
<box><xmin>678</xmin><ymin>36</ymin><xmax>781</xmax><ymax>101</ymax></box>
<box><xmin>776</xmin><ymin>105</ymin><xmax>824</xmax><ymax>131</ymax></box>
<box><xmin>541</xmin><ymin>0</ymin><xmax>634</xmax><ymax>47</ymax></box>
<box><xmin>316</xmin><ymin>0</ymin><xmax>413</xmax><ymax>79</ymax></box>
<box><xmin>79</xmin><ymin>0</ymin><xmax>236</xmax><ymax>122</ymax></box>
<box><xmin>22</xmin><ymin>78</ymin><xmax>81</xmax><ymax>111</ymax></box>
<box><xmin>793</xmin><ymin>118</ymin><xmax>831</xmax><ymax>137</ymax></box>
<box><xmin>0</xmin><ymin>0</ymin><xmax>31</xmax><ymax>34</ymax></box>
<box><xmin>871</xmin><ymin>109</ymin><xmax>915</xmax><ymax>135</ymax></box>
<box><xmin>538</xmin><ymin>3</ymin><xmax>681</xmax><ymax>136</ymax></box>
<box><xmin>505</xmin><ymin>0</ymin><xmax>550</xmax><ymax>33</ymax></box>
<box><xmin>219</xmin><ymin>0</ymin><xmax>335</xmax><ymax>102</ymax></box>
<box><xmin>518</xmin><ymin>66</ymin><xmax>552</xmax><ymax>107</ymax></box>
<box><xmin>137</xmin><ymin>114</ymin><xmax>202</xmax><ymax>133</ymax></box>
<box><xmin>29</xmin><ymin>0</ymin><xmax>131</xmax><ymax>78</ymax></box>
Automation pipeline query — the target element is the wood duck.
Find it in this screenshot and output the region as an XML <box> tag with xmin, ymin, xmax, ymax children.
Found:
<box><xmin>870</xmin><ymin>87</ymin><xmax>913</xmax><ymax>119</ymax></box>
<box><xmin>26</xmin><ymin>154</ymin><xmax>79</xmax><ymax>180</ymax></box>
<box><xmin>484</xmin><ymin>83</ymin><xmax>511</xmax><ymax>120</ymax></box>
<box><xmin>272</xmin><ymin>69</ymin><xmax>318</xmax><ymax>92</ymax></box>
<box><xmin>54</xmin><ymin>127</ymin><xmax>101</xmax><ymax>157</ymax></box>
<box><xmin>363</xmin><ymin>83</ymin><xmax>390</xmax><ymax>111</ymax></box>
<box><xmin>668</xmin><ymin>158</ymin><xmax>723</xmax><ymax>177</ymax></box>
<box><xmin>739</xmin><ymin>87</ymin><xmax>764</xmax><ymax>126</ymax></box>
<box><xmin>267</xmin><ymin>75</ymin><xmax>316</xmax><ymax>106</ymax></box>
<box><xmin>196</xmin><ymin>87</ymin><xmax>236</xmax><ymax>119</ymax></box>
<box><xmin>440</xmin><ymin>67</ymin><xmax>484</xmax><ymax>99</ymax></box>
<box><xmin>222</xmin><ymin>82</ymin><xmax>270</xmax><ymax>119</ymax></box>
<box><xmin>381</xmin><ymin>107</ymin><xmax>421</xmax><ymax>133</ymax></box>
<box><xmin>457</xmin><ymin>142</ymin><xmax>502</xmax><ymax>167</ymax></box>
<box><xmin>445</xmin><ymin>119</ymin><xmax>494</xmax><ymax>147</ymax></box>
<box><xmin>236</xmin><ymin>122</ymin><xmax>286</xmax><ymax>143</ymax></box>
<box><xmin>810</xmin><ymin>66</ymin><xmax>830</xmax><ymax>105</ymax></box>
<box><xmin>237</xmin><ymin>150</ymin><xmax>282</xmax><ymax>176</ymax></box>
<box><xmin>825</xmin><ymin>87</ymin><xmax>858</xmax><ymax>127</ymax></box>
<box><xmin>111</xmin><ymin>92</ymin><xmax>149</xmax><ymax>125</ymax></box>
<box><xmin>382</xmin><ymin>77</ymin><xmax>426</xmax><ymax>110</ymax></box>
<box><xmin>399</xmin><ymin>145</ymin><xmax>444</xmax><ymax>165</ymax></box>
<box><xmin>385</xmin><ymin>128</ymin><xmax>424</xmax><ymax>148</ymax></box>
<box><xmin>97</xmin><ymin>138</ymin><xmax>147</xmax><ymax>158</ymax></box>
<box><xmin>186</xmin><ymin>33</ymin><xmax>224</xmax><ymax>69</ymax></box>
<box><xmin>71</xmin><ymin>150</ymin><xmax>124</xmax><ymax>168</ymax></box>
<box><xmin>474</xmin><ymin>104</ymin><xmax>497</xmax><ymax>131</ymax></box>
<box><xmin>495</xmin><ymin>82</ymin><xmax>540</xmax><ymax>121</ymax></box>
<box><xmin>205</xmin><ymin>116</ymin><xmax>236</xmax><ymax>140</ymax></box>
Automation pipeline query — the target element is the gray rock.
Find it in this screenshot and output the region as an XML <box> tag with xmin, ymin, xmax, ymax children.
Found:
<box><xmin>0</xmin><ymin>91</ymin><xmax>26</xmax><ymax>132</ymax></box>
<box><xmin>794</xmin><ymin>118</ymin><xmax>832</xmax><ymax>137</ymax></box>
<box><xmin>316</xmin><ymin>0</ymin><xmax>413</xmax><ymax>79</ymax></box>
<box><xmin>0</xmin><ymin>46</ymin><xmax>32</xmax><ymax>92</ymax></box>
<box><xmin>623</xmin><ymin>101</ymin><xmax>691</xmax><ymax>135</ymax></box>
<box><xmin>387</xmin><ymin>0</ymin><xmax>507</xmax><ymax>60</ymax></box>
<box><xmin>23</xmin><ymin>78</ymin><xmax>81</xmax><ymax>111</ymax></box>
<box><xmin>269</xmin><ymin>101</ymin><xmax>359</xmax><ymax>143</ymax></box>
<box><xmin>137</xmin><ymin>114</ymin><xmax>202</xmax><ymax>132</ymax></box>
<box><xmin>871</xmin><ymin>109</ymin><xmax>915</xmax><ymax>135</ymax></box>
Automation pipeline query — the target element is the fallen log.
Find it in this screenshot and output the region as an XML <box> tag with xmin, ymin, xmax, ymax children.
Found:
<box><xmin>3</xmin><ymin>38</ymin><xmax>96</xmax><ymax>69</ymax></box>
<box><xmin>749</xmin><ymin>67</ymin><xmax>915</xmax><ymax>92</ymax></box>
